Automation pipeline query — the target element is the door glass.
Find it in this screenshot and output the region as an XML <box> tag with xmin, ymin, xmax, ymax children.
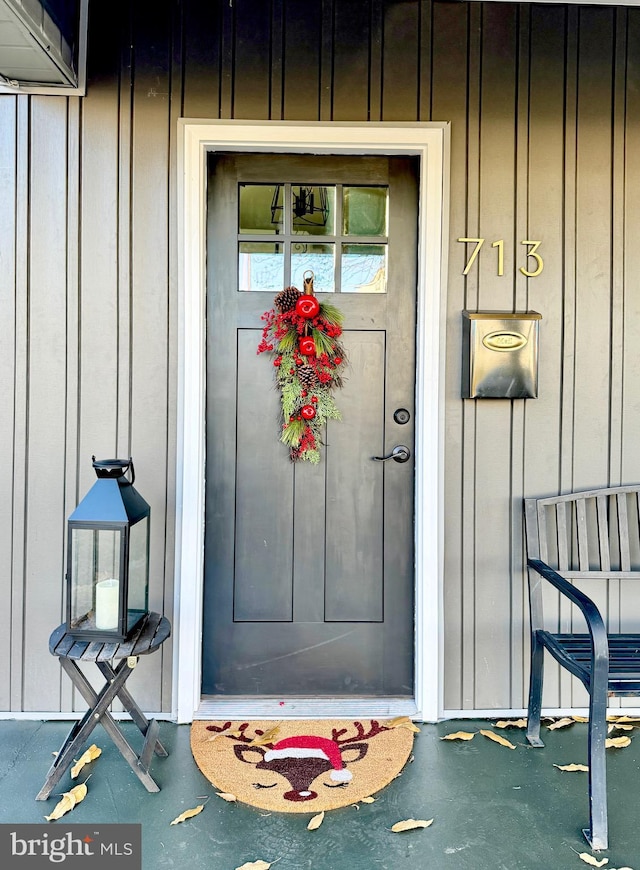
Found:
<box><xmin>237</xmin><ymin>182</ymin><xmax>388</xmax><ymax>292</ymax></box>
<box><xmin>291</xmin><ymin>185</ymin><xmax>335</xmax><ymax>235</ymax></box>
<box><xmin>291</xmin><ymin>243</ymin><xmax>335</xmax><ymax>291</ymax></box>
<box><xmin>239</xmin><ymin>184</ymin><xmax>282</xmax><ymax>234</ymax></box>
<box><xmin>239</xmin><ymin>242</ymin><xmax>284</xmax><ymax>292</ymax></box>
<box><xmin>341</xmin><ymin>244</ymin><xmax>387</xmax><ymax>293</ymax></box>
<box><xmin>343</xmin><ymin>186</ymin><xmax>388</xmax><ymax>236</ymax></box>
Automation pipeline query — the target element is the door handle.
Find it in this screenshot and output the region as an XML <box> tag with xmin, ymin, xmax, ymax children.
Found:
<box><xmin>372</xmin><ymin>445</ymin><xmax>411</xmax><ymax>463</ymax></box>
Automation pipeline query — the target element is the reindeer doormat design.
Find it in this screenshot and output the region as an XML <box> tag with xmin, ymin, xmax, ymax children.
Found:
<box><xmin>190</xmin><ymin>719</ymin><xmax>415</xmax><ymax>812</ymax></box>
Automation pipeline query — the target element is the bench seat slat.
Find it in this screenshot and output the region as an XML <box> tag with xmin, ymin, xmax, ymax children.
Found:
<box><xmin>538</xmin><ymin>631</ymin><xmax>640</xmax><ymax>680</ymax></box>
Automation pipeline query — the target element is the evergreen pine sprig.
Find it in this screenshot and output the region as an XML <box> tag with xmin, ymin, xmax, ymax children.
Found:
<box><xmin>257</xmin><ymin>284</ymin><xmax>347</xmax><ymax>462</ymax></box>
<box><xmin>319</xmin><ymin>301</ymin><xmax>344</xmax><ymax>327</ymax></box>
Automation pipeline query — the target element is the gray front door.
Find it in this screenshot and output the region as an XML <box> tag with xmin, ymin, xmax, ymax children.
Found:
<box><xmin>203</xmin><ymin>154</ymin><xmax>417</xmax><ymax>697</ymax></box>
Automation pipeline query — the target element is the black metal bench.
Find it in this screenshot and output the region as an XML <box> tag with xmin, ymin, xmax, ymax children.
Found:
<box><xmin>524</xmin><ymin>485</ymin><xmax>640</xmax><ymax>850</ymax></box>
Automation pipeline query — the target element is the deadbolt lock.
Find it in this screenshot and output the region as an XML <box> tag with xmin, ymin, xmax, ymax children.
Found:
<box><xmin>393</xmin><ymin>408</ymin><xmax>411</xmax><ymax>425</ymax></box>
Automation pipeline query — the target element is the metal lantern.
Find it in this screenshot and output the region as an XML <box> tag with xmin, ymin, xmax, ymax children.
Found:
<box><xmin>66</xmin><ymin>457</ymin><xmax>150</xmax><ymax>641</ymax></box>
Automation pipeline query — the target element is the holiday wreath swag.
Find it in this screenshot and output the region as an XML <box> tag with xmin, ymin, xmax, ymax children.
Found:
<box><xmin>257</xmin><ymin>272</ymin><xmax>346</xmax><ymax>463</ymax></box>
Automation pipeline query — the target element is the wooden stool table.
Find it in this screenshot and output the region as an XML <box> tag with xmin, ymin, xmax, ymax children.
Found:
<box><xmin>36</xmin><ymin>612</ymin><xmax>171</xmax><ymax>800</ymax></box>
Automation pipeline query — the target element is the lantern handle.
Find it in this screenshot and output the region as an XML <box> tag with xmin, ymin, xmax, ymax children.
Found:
<box><xmin>91</xmin><ymin>456</ymin><xmax>135</xmax><ymax>484</ymax></box>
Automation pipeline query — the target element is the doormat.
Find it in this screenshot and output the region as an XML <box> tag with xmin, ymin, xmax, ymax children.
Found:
<box><xmin>190</xmin><ymin>719</ymin><xmax>416</xmax><ymax>813</ymax></box>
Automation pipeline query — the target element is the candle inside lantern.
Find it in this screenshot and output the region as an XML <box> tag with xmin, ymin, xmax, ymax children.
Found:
<box><xmin>95</xmin><ymin>578</ymin><xmax>120</xmax><ymax>630</ymax></box>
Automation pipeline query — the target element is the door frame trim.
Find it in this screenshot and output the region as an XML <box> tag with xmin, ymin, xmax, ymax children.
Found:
<box><xmin>174</xmin><ymin>120</ymin><xmax>450</xmax><ymax>723</ymax></box>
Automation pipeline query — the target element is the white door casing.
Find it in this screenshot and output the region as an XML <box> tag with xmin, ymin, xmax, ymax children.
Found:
<box><xmin>174</xmin><ymin>120</ymin><xmax>450</xmax><ymax>724</ymax></box>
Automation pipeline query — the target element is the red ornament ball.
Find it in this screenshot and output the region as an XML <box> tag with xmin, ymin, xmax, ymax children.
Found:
<box><xmin>298</xmin><ymin>336</ymin><xmax>316</xmax><ymax>356</ymax></box>
<box><xmin>301</xmin><ymin>404</ymin><xmax>316</xmax><ymax>420</ymax></box>
<box><xmin>334</xmin><ymin>357</ymin><xmax>342</xmax><ymax>365</ymax></box>
<box><xmin>295</xmin><ymin>295</ymin><xmax>321</xmax><ymax>319</ymax></box>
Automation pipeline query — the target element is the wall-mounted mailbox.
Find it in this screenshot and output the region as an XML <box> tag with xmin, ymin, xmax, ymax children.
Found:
<box><xmin>462</xmin><ymin>310</ymin><xmax>542</xmax><ymax>399</ymax></box>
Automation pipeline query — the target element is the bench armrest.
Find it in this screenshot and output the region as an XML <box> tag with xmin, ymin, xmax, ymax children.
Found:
<box><xmin>527</xmin><ymin>558</ymin><xmax>609</xmax><ymax>668</ymax></box>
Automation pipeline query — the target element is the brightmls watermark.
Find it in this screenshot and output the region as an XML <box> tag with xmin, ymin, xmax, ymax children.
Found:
<box><xmin>1</xmin><ymin>824</ymin><xmax>141</xmax><ymax>868</ymax></box>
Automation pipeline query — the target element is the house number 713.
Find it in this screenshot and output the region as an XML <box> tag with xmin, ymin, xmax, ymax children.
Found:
<box><xmin>457</xmin><ymin>238</ymin><xmax>544</xmax><ymax>278</ymax></box>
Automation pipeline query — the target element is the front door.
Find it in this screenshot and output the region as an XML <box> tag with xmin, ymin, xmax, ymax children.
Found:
<box><xmin>203</xmin><ymin>153</ymin><xmax>418</xmax><ymax>697</ymax></box>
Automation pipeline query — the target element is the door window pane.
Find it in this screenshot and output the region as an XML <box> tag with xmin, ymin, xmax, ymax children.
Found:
<box><xmin>239</xmin><ymin>242</ymin><xmax>284</xmax><ymax>292</ymax></box>
<box><xmin>343</xmin><ymin>186</ymin><xmax>388</xmax><ymax>236</ymax></box>
<box><xmin>341</xmin><ymin>244</ymin><xmax>387</xmax><ymax>293</ymax></box>
<box><xmin>239</xmin><ymin>184</ymin><xmax>282</xmax><ymax>234</ymax></box>
<box><xmin>291</xmin><ymin>185</ymin><xmax>335</xmax><ymax>236</ymax></box>
<box><xmin>291</xmin><ymin>244</ymin><xmax>335</xmax><ymax>292</ymax></box>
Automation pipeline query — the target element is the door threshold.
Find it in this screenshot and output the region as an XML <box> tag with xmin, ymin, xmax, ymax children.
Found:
<box><xmin>196</xmin><ymin>697</ymin><xmax>418</xmax><ymax>720</ymax></box>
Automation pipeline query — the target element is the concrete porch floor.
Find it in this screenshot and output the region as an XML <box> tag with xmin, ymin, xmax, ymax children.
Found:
<box><xmin>1</xmin><ymin>718</ymin><xmax>639</xmax><ymax>869</ymax></box>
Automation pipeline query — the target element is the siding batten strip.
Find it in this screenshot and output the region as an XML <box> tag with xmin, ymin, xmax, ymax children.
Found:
<box><xmin>0</xmin><ymin>98</ymin><xmax>17</xmax><ymax>711</ymax></box>
<box><xmin>369</xmin><ymin>0</ymin><xmax>383</xmax><ymax>122</ymax></box>
<box><xmin>25</xmin><ymin>98</ymin><xmax>69</xmax><ymax>712</ymax></box>
<box><xmin>10</xmin><ymin>95</ymin><xmax>30</xmax><ymax>712</ymax></box>
<box><xmin>461</xmin><ymin>0</ymin><xmax>481</xmax><ymax>710</ymax></box>
<box><xmin>62</xmin><ymin>96</ymin><xmax>81</xmax><ymax>713</ymax></box>
<box><xmin>610</xmin><ymin>7</ymin><xmax>628</xmax><ymax>487</ymax></box>
<box><xmin>511</xmin><ymin>1</ymin><xmax>531</xmax><ymax>708</ymax></box>
<box><xmin>433</xmin><ymin>0</ymin><xmax>469</xmax><ymax>711</ymax></box>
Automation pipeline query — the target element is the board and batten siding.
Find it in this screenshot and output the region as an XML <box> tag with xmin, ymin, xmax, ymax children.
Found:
<box><xmin>1</xmin><ymin>0</ymin><xmax>640</xmax><ymax>716</ymax></box>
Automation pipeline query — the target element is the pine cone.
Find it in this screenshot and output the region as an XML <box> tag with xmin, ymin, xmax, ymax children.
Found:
<box><xmin>298</xmin><ymin>365</ymin><xmax>318</xmax><ymax>389</ymax></box>
<box><xmin>274</xmin><ymin>285</ymin><xmax>301</xmax><ymax>312</ymax></box>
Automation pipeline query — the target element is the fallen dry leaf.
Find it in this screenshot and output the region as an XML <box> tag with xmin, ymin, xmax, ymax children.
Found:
<box><xmin>605</xmin><ymin>736</ymin><xmax>632</xmax><ymax>749</ymax></box>
<box><xmin>208</xmin><ymin>729</ymin><xmax>243</xmax><ymax>742</ymax></box>
<box><xmin>579</xmin><ymin>854</ymin><xmax>608</xmax><ymax>867</ymax></box>
<box><xmin>608</xmin><ymin>723</ymin><xmax>634</xmax><ymax>732</ymax></box>
<box><xmin>553</xmin><ymin>763</ymin><xmax>589</xmax><ymax>772</ymax></box>
<box><xmin>494</xmin><ymin>718</ymin><xmax>527</xmax><ymax>729</ymax></box>
<box><xmin>249</xmin><ymin>726</ymin><xmax>281</xmax><ymax>747</ymax></box>
<box><xmin>216</xmin><ymin>792</ymin><xmax>237</xmax><ymax>802</ymax></box>
<box><xmin>235</xmin><ymin>862</ymin><xmax>275</xmax><ymax>870</ymax></box>
<box><xmin>68</xmin><ymin>783</ymin><xmax>88</xmax><ymax>803</ymax></box>
<box><xmin>361</xmin><ymin>796</ymin><xmax>376</xmax><ymax>803</ymax></box>
<box><xmin>45</xmin><ymin>792</ymin><xmax>77</xmax><ymax>822</ymax></box>
<box><xmin>391</xmin><ymin>818</ymin><xmax>434</xmax><ymax>833</ymax></box>
<box><xmin>307</xmin><ymin>811</ymin><xmax>324</xmax><ymax>830</ymax></box>
<box><xmin>386</xmin><ymin>716</ymin><xmax>421</xmax><ymax>733</ymax></box>
<box><xmin>610</xmin><ymin>715</ymin><xmax>640</xmax><ymax>724</ymax></box>
<box><xmin>573</xmin><ymin>716</ymin><xmax>590</xmax><ymax>723</ymax></box>
<box><xmin>44</xmin><ymin>783</ymin><xmax>88</xmax><ymax>821</ymax></box>
<box><xmin>440</xmin><ymin>731</ymin><xmax>476</xmax><ymax>741</ymax></box>
<box><xmin>70</xmin><ymin>744</ymin><xmax>101</xmax><ymax>779</ymax></box>
<box><xmin>479</xmin><ymin>729</ymin><xmax>516</xmax><ymax>749</ymax></box>
<box><xmin>547</xmin><ymin>717</ymin><xmax>575</xmax><ymax>731</ymax></box>
<box><xmin>170</xmin><ymin>804</ymin><xmax>205</xmax><ymax>825</ymax></box>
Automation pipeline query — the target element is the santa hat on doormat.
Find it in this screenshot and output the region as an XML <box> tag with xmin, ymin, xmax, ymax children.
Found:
<box><xmin>264</xmin><ymin>735</ymin><xmax>353</xmax><ymax>782</ymax></box>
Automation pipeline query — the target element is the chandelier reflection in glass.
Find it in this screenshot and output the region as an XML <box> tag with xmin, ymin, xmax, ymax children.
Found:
<box><xmin>271</xmin><ymin>185</ymin><xmax>330</xmax><ymax>229</ymax></box>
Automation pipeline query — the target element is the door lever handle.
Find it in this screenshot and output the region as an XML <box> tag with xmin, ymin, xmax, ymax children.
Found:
<box><xmin>372</xmin><ymin>445</ymin><xmax>411</xmax><ymax>463</ymax></box>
